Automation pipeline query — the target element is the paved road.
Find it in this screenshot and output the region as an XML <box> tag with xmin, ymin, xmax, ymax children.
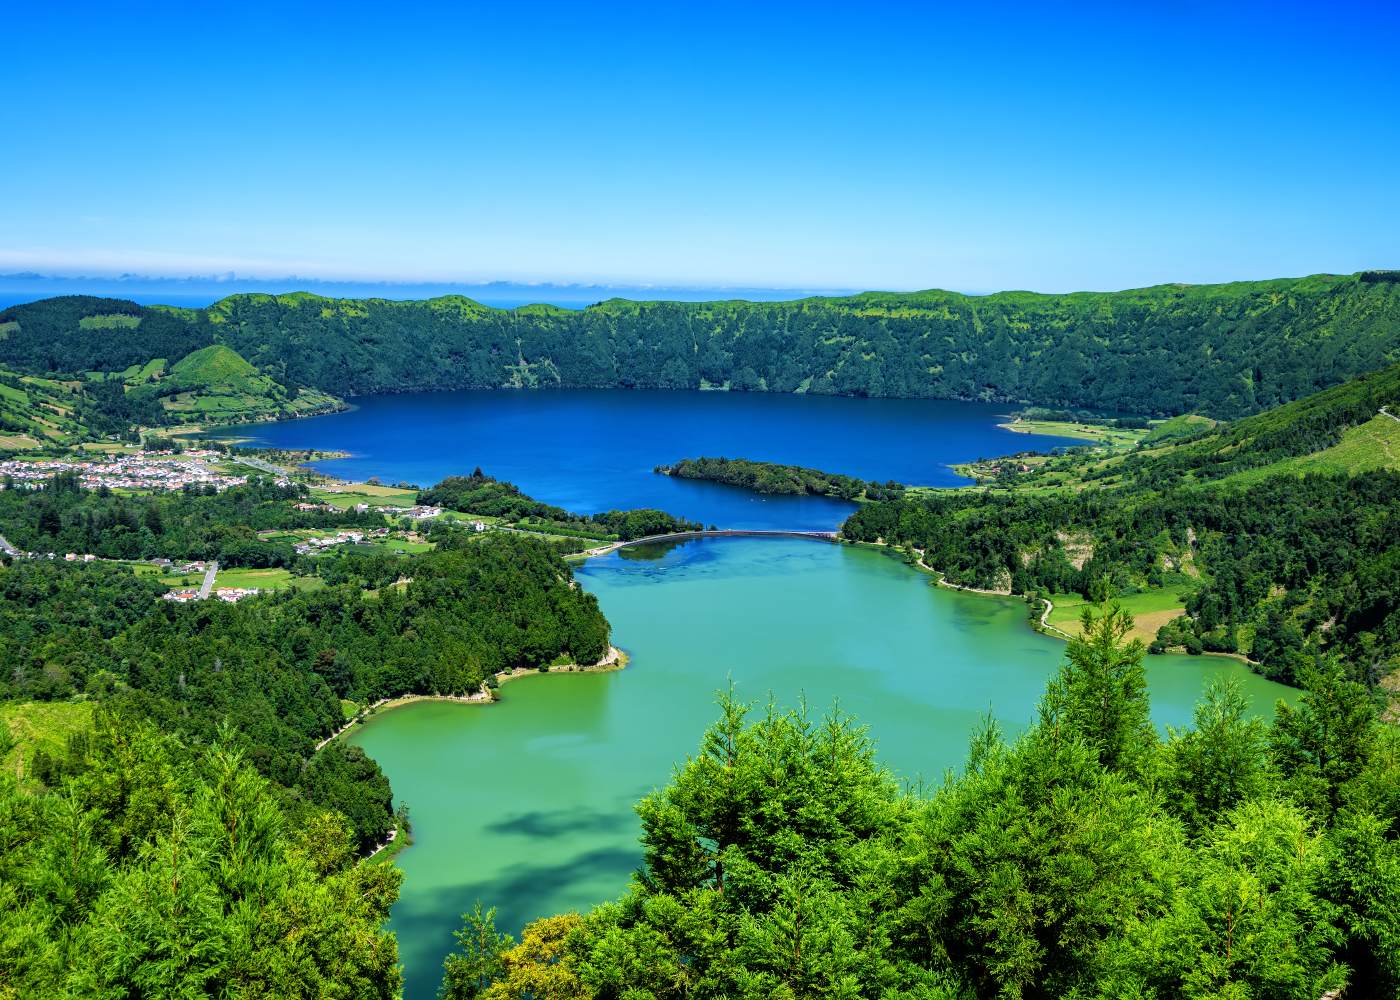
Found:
<box><xmin>198</xmin><ymin>560</ymin><xmax>219</xmax><ymax>599</ymax></box>
<box><xmin>1381</xmin><ymin>406</ymin><xmax>1400</xmax><ymax>425</ymax></box>
<box><xmin>0</xmin><ymin>533</ymin><xmax>18</xmax><ymax>558</ymax></box>
<box><xmin>234</xmin><ymin>455</ymin><xmax>287</xmax><ymax>476</ymax></box>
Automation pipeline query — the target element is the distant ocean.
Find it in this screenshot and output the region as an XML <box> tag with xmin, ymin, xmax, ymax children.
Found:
<box><xmin>0</xmin><ymin>276</ymin><xmax>863</xmax><ymax>312</ymax></box>
<box><xmin>0</xmin><ymin>292</ymin><xmax>581</xmax><ymax>311</ymax></box>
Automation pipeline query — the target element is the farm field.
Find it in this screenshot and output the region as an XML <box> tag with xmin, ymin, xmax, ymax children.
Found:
<box><xmin>1045</xmin><ymin>586</ymin><xmax>1198</xmax><ymax>643</ymax></box>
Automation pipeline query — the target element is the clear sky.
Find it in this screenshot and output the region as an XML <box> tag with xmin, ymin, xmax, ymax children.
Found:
<box><xmin>4</xmin><ymin>1</ymin><xmax>1398</xmax><ymax>294</ymax></box>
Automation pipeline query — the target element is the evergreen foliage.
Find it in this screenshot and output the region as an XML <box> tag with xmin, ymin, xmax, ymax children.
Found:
<box><xmin>0</xmin><ymin>717</ymin><xmax>402</xmax><ymax>999</ymax></box>
<box><xmin>440</xmin><ymin>608</ymin><xmax>1400</xmax><ymax>999</ymax></box>
<box><xmin>420</xmin><ymin>471</ymin><xmax>703</xmax><ymax>540</ymax></box>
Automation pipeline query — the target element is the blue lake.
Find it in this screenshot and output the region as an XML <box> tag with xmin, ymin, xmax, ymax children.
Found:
<box><xmin>224</xmin><ymin>390</ymin><xmax>1082</xmax><ymax>529</ymax></box>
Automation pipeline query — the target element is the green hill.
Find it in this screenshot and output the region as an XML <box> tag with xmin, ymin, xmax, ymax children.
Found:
<box><xmin>990</xmin><ymin>360</ymin><xmax>1400</xmax><ymax>494</ymax></box>
<box><xmin>3</xmin><ymin>272</ymin><xmax>1400</xmax><ymax>418</ymax></box>
<box><xmin>168</xmin><ymin>343</ymin><xmax>262</xmax><ymax>388</ymax></box>
<box><xmin>844</xmin><ymin>364</ymin><xmax>1400</xmax><ymax>691</ymax></box>
<box><xmin>0</xmin><ymin>368</ymin><xmax>90</xmax><ymax>449</ymax></box>
<box><xmin>138</xmin><ymin>345</ymin><xmax>344</xmax><ymax>425</ymax></box>
<box><xmin>0</xmin><ymin>343</ymin><xmax>343</xmax><ymax>450</ymax></box>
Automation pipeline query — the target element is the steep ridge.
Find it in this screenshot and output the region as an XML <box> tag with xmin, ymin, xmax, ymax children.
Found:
<box><xmin>2</xmin><ymin>271</ymin><xmax>1399</xmax><ymax>418</ymax></box>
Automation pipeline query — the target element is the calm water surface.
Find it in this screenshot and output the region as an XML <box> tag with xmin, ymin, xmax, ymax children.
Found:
<box><xmin>350</xmin><ymin>538</ymin><xmax>1295</xmax><ymax>1000</ymax></box>
<box><xmin>226</xmin><ymin>390</ymin><xmax>1083</xmax><ymax>529</ymax></box>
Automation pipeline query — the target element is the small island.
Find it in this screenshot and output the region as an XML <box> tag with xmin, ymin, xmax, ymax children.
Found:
<box><xmin>656</xmin><ymin>456</ymin><xmax>905</xmax><ymax>501</ymax></box>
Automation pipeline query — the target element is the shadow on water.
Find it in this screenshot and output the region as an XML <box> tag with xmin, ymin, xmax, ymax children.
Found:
<box><xmin>393</xmin><ymin>846</ymin><xmax>643</xmax><ymax>999</ymax></box>
<box><xmin>618</xmin><ymin>537</ymin><xmax>694</xmax><ymax>560</ymax></box>
<box><xmin>485</xmin><ymin>801</ymin><xmax>642</xmax><ymax>839</ymax></box>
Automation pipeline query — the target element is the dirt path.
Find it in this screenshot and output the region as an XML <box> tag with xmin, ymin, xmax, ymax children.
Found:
<box><xmin>1037</xmin><ymin>597</ymin><xmax>1075</xmax><ymax>640</ymax></box>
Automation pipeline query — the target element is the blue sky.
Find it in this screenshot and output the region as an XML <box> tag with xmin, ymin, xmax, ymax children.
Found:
<box><xmin>4</xmin><ymin>1</ymin><xmax>1398</xmax><ymax>294</ymax></box>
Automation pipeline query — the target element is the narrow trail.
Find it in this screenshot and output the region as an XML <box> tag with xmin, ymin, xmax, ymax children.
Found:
<box><xmin>1037</xmin><ymin>596</ymin><xmax>1075</xmax><ymax>640</ymax></box>
<box><xmin>1379</xmin><ymin>405</ymin><xmax>1400</xmax><ymax>424</ymax></box>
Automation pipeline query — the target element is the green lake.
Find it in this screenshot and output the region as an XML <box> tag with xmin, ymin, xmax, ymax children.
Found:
<box><xmin>349</xmin><ymin>537</ymin><xmax>1295</xmax><ymax>999</ymax></box>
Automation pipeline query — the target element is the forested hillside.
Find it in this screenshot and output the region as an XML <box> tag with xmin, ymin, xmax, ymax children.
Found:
<box><xmin>0</xmin><ymin>525</ymin><xmax>610</xmax><ymax>850</ymax></box>
<box><xmin>438</xmin><ymin>612</ymin><xmax>1400</xmax><ymax>1000</ymax></box>
<box><xmin>843</xmin><ymin>363</ymin><xmax>1400</xmax><ymax>689</ymax></box>
<box><xmin>1</xmin><ymin>719</ymin><xmax>404</xmax><ymax>998</ymax></box>
<box><xmin>3</xmin><ymin>272</ymin><xmax>1399</xmax><ymax>418</ymax></box>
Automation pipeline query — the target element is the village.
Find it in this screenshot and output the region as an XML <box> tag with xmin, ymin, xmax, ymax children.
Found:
<box><xmin>0</xmin><ymin>449</ymin><xmax>269</xmax><ymax>493</ymax></box>
<box><xmin>0</xmin><ymin>447</ymin><xmax>497</xmax><ymax>608</ymax></box>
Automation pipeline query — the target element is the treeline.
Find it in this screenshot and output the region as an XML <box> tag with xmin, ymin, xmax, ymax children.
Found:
<box><xmin>1065</xmin><ymin>362</ymin><xmax>1400</xmax><ymax>490</ymax></box>
<box><xmin>1</xmin><ymin>531</ymin><xmax>611</xmax><ymax>850</ymax></box>
<box><xmin>1014</xmin><ymin>406</ymin><xmax>1151</xmax><ymax>429</ymax></box>
<box><xmin>419</xmin><ymin>470</ymin><xmax>573</xmax><ymax>520</ymax></box>
<box><xmin>4</xmin><ymin>273</ymin><xmax>1400</xmax><ymax>418</ymax></box>
<box><xmin>1</xmin><ymin>717</ymin><xmax>403</xmax><ymax>998</ymax></box>
<box><xmin>420</xmin><ymin>470</ymin><xmax>703</xmax><ymax>540</ymax></box>
<box><xmin>0</xmin><ymin>474</ymin><xmax>383</xmax><ymax>565</ymax></box>
<box><xmin>441</xmin><ymin>610</ymin><xmax>1400</xmax><ymax>1000</ymax></box>
<box><xmin>657</xmin><ymin>456</ymin><xmax>906</xmax><ymax>501</ymax></box>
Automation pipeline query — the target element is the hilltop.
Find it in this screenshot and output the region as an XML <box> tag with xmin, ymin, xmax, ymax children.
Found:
<box><xmin>962</xmin><ymin>359</ymin><xmax>1400</xmax><ymax>493</ymax></box>
<box><xmin>134</xmin><ymin>344</ymin><xmax>344</xmax><ymax>425</ymax></box>
<box><xmin>0</xmin><ymin>299</ymin><xmax>344</xmax><ymax>445</ymax></box>
<box><xmin>2</xmin><ymin>271</ymin><xmax>1399</xmax><ymax>419</ymax></box>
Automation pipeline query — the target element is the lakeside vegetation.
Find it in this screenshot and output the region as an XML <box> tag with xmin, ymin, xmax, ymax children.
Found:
<box><xmin>0</xmin><ymin>528</ymin><xmax>610</xmax><ymax>847</ymax></box>
<box><xmin>656</xmin><ymin>456</ymin><xmax>906</xmax><ymax>501</ymax></box>
<box><xmin>843</xmin><ymin>363</ymin><xmax>1400</xmax><ymax>695</ymax></box>
<box><xmin>438</xmin><ymin>608</ymin><xmax>1400</xmax><ymax>999</ymax></box>
<box><xmin>3</xmin><ymin>274</ymin><xmax>1400</xmax><ymax>429</ymax></box>
<box><xmin>420</xmin><ymin>470</ymin><xmax>704</xmax><ymax>541</ymax></box>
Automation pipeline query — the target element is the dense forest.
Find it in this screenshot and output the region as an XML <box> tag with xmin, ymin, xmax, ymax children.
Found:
<box><xmin>3</xmin><ymin>272</ymin><xmax>1399</xmax><ymax>419</ymax></box>
<box><xmin>0</xmin><ymin>474</ymin><xmax>384</xmax><ymax>565</ymax></box>
<box><xmin>657</xmin><ymin>457</ymin><xmax>906</xmax><ymax>501</ymax></box>
<box><xmin>0</xmin><ymin>528</ymin><xmax>610</xmax><ymax>851</ymax></box>
<box><xmin>1</xmin><ymin>718</ymin><xmax>404</xmax><ymax>999</ymax></box>
<box><xmin>842</xmin><ymin>364</ymin><xmax>1400</xmax><ymax>686</ymax></box>
<box><xmin>439</xmin><ymin>610</ymin><xmax>1400</xmax><ymax>999</ymax></box>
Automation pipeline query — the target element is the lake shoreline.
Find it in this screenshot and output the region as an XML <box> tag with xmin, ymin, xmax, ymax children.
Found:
<box><xmin>320</xmin><ymin>645</ymin><xmax>628</xmax><ymax>749</ymax></box>
<box><xmin>846</xmin><ymin>538</ymin><xmax>1267</xmax><ymax>669</ymax></box>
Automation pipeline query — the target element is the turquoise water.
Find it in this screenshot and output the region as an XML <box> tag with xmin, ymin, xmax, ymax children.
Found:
<box><xmin>224</xmin><ymin>390</ymin><xmax>1083</xmax><ymax>530</ymax></box>
<box><xmin>350</xmin><ymin>538</ymin><xmax>1294</xmax><ymax>999</ymax></box>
